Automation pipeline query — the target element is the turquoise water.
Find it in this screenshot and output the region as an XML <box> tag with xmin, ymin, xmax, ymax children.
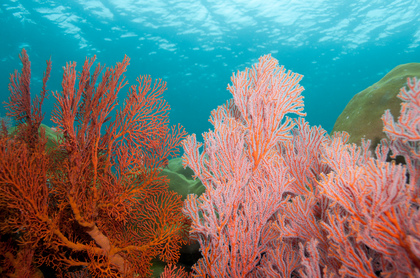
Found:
<box><xmin>0</xmin><ymin>0</ymin><xmax>419</xmax><ymax>138</ymax></box>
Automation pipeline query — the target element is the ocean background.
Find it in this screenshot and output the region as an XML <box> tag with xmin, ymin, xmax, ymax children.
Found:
<box><xmin>0</xmin><ymin>0</ymin><xmax>419</xmax><ymax>140</ymax></box>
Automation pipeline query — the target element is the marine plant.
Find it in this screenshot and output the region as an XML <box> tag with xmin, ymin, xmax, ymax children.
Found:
<box><xmin>0</xmin><ymin>49</ymin><xmax>189</xmax><ymax>277</ymax></box>
<box><xmin>182</xmin><ymin>54</ymin><xmax>420</xmax><ymax>277</ymax></box>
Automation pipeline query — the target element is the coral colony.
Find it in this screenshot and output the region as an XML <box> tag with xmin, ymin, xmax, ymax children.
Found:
<box><xmin>1</xmin><ymin>50</ymin><xmax>419</xmax><ymax>277</ymax></box>
<box><xmin>1</xmin><ymin>49</ymin><xmax>189</xmax><ymax>277</ymax></box>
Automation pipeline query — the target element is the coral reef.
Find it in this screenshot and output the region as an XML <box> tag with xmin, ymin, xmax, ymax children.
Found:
<box><xmin>2</xmin><ymin>49</ymin><xmax>418</xmax><ymax>277</ymax></box>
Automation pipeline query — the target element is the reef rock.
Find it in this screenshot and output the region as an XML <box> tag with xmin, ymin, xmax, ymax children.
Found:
<box><xmin>331</xmin><ymin>63</ymin><xmax>420</xmax><ymax>150</ymax></box>
<box><xmin>161</xmin><ymin>157</ymin><xmax>205</xmax><ymax>199</ymax></box>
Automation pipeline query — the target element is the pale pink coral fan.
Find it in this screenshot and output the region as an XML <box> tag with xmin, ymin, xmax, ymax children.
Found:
<box><xmin>181</xmin><ymin>55</ymin><xmax>420</xmax><ymax>277</ymax></box>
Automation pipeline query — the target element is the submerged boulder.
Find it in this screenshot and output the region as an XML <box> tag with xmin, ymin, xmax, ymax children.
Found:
<box><xmin>331</xmin><ymin>63</ymin><xmax>420</xmax><ymax>150</ymax></box>
<box><xmin>7</xmin><ymin>123</ymin><xmax>62</xmax><ymax>149</ymax></box>
<box><xmin>154</xmin><ymin>157</ymin><xmax>204</xmax><ymax>276</ymax></box>
<box><xmin>161</xmin><ymin>157</ymin><xmax>205</xmax><ymax>199</ymax></box>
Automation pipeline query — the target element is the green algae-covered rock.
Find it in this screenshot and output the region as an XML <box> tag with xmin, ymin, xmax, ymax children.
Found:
<box><xmin>160</xmin><ymin>157</ymin><xmax>205</xmax><ymax>200</ymax></box>
<box><xmin>331</xmin><ymin>63</ymin><xmax>420</xmax><ymax>150</ymax></box>
<box><xmin>41</xmin><ymin>124</ymin><xmax>62</xmax><ymax>149</ymax></box>
<box><xmin>7</xmin><ymin>123</ymin><xmax>62</xmax><ymax>149</ymax></box>
<box><xmin>153</xmin><ymin>157</ymin><xmax>204</xmax><ymax>277</ymax></box>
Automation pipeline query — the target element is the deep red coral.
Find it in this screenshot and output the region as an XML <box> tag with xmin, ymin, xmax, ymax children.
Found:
<box><xmin>0</xmin><ymin>49</ymin><xmax>189</xmax><ymax>277</ymax></box>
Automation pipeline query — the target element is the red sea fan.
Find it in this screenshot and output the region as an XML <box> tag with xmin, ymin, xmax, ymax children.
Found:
<box><xmin>0</xmin><ymin>49</ymin><xmax>189</xmax><ymax>277</ymax></box>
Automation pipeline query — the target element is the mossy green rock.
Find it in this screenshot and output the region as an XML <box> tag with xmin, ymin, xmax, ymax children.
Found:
<box><xmin>154</xmin><ymin>157</ymin><xmax>204</xmax><ymax>277</ymax></box>
<box><xmin>161</xmin><ymin>157</ymin><xmax>205</xmax><ymax>199</ymax></box>
<box><xmin>42</xmin><ymin>124</ymin><xmax>62</xmax><ymax>149</ymax></box>
<box><xmin>8</xmin><ymin>123</ymin><xmax>62</xmax><ymax>149</ymax></box>
<box><xmin>331</xmin><ymin>63</ymin><xmax>420</xmax><ymax>150</ymax></box>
